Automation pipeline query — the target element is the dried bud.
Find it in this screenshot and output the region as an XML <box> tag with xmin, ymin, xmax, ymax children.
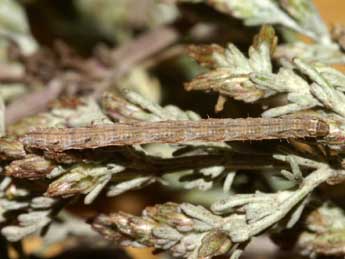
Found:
<box><xmin>113</xmin><ymin>212</ymin><xmax>157</xmax><ymax>245</ymax></box>
<box><xmin>299</xmin><ymin>231</ymin><xmax>345</xmax><ymax>256</ymax></box>
<box><xmin>326</xmin><ymin>170</ymin><xmax>345</xmax><ymax>185</ymax></box>
<box><xmin>46</xmin><ymin>164</ymin><xmax>108</xmax><ymax>198</ymax></box>
<box><xmin>101</xmin><ymin>93</ymin><xmax>146</xmax><ymax>122</ymax></box>
<box><xmin>5</xmin><ymin>154</ymin><xmax>55</xmax><ymax>180</ymax></box>
<box><xmin>7</xmin><ymin>114</ymin><xmax>53</xmax><ymax>136</ymax></box>
<box><xmin>92</xmin><ymin>212</ymin><xmax>157</xmax><ymax>246</ymax></box>
<box><xmin>252</xmin><ymin>25</ymin><xmax>277</xmax><ymax>55</ymax></box>
<box><xmin>92</xmin><ymin>214</ymin><xmax>127</xmax><ymax>242</ymax></box>
<box><xmin>46</xmin><ymin>173</ymin><xmax>91</xmax><ymax>198</ymax></box>
<box><xmin>0</xmin><ymin>137</ymin><xmax>26</xmax><ymax>160</ymax></box>
<box><xmin>187</xmin><ymin>44</ymin><xmax>225</xmax><ymax>69</ymax></box>
<box><xmin>198</xmin><ymin>230</ymin><xmax>232</xmax><ymax>258</ymax></box>
<box><xmin>185</xmin><ymin>69</ymin><xmax>265</xmax><ymax>103</ymax></box>
<box><xmin>332</xmin><ymin>24</ymin><xmax>345</xmax><ymax>50</ymax></box>
<box><xmin>49</xmin><ymin>96</ymin><xmax>84</xmax><ymax>110</ymax></box>
<box><xmin>144</xmin><ymin>202</ymin><xmax>194</xmax><ymax>232</ymax></box>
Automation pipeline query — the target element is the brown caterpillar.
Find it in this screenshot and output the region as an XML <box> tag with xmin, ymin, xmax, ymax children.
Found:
<box><xmin>22</xmin><ymin>117</ymin><xmax>329</xmax><ymax>152</ymax></box>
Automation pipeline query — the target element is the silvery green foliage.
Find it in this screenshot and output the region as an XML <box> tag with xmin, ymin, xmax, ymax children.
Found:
<box><xmin>0</xmin><ymin>0</ymin><xmax>37</xmax><ymax>54</ymax></box>
<box><xmin>277</xmin><ymin>0</ymin><xmax>330</xmax><ymax>44</ymax></box>
<box><xmin>275</xmin><ymin>42</ymin><xmax>345</xmax><ymax>64</ymax></box>
<box><xmin>181</xmin><ymin>0</ymin><xmax>330</xmax><ymax>44</ymax></box>
<box><xmin>217</xmin><ymin>0</ymin><xmax>311</xmax><ymax>33</ymax></box>
<box><xmin>187</xmin><ymin>26</ymin><xmax>345</xmax><ymax>118</ymax></box>
<box><xmin>261</xmin><ymin>58</ymin><xmax>345</xmax><ymax>117</ymax></box>
<box><xmin>118</xmin><ymin>88</ymin><xmax>202</xmax><ymax>122</ymax></box>
<box><xmin>0</xmin><ymin>174</ymin><xmax>94</xmax><ymax>245</ymax></box>
<box><xmin>179</xmin><ymin>0</ymin><xmax>345</xmax><ymax>64</ymax></box>
<box><xmin>2</xmin><ymin>211</ymin><xmax>52</xmax><ymax>242</ymax></box>
<box><xmin>93</xmin><ymin>157</ymin><xmax>335</xmax><ymax>258</ymax></box>
<box><xmin>0</xmin><ymin>0</ymin><xmax>35</xmax><ymax>107</ymax></box>
<box><xmin>272</xmin><ymin>202</ymin><xmax>345</xmax><ymax>257</ymax></box>
<box><xmin>0</xmin><ymin>176</ymin><xmax>57</xmax><ymax>242</ymax></box>
<box><xmin>0</xmin><ymin>178</ymin><xmax>28</xmax><ymax>224</ymax></box>
<box><xmin>93</xmin><ymin>203</ymin><xmax>232</xmax><ymax>259</ymax></box>
<box><xmin>185</xmin><ymin>26</ymin><xmax>277</xmax><ymax>103</ymax></box>
<box><xmin>42</xmin><ymin>211</ymin><xmax>97</xmax><ymax>245</ymax></box>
